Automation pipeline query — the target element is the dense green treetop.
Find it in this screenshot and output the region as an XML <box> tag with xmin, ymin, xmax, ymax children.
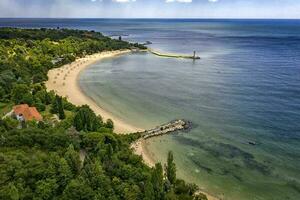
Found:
<box><xmin>0</xmin><ymin>28</ymin><xmax>106</xmax><ymax>40</ymax></box>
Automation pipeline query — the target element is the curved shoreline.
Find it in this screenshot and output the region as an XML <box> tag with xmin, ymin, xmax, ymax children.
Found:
<box><xmin>46</xmin><ymin>50</ymin><xmax>143</xmax><ymax>134</ymax></box>
<box><xmin>45</xmin><ymin>50</ymin><xmax>218</xmax><ymax>200</ymax></box>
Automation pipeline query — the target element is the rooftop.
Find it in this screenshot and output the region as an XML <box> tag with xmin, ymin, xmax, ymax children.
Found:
<box><xmin>13</xmin><ymin>104</ymin><xmax>43</xmax><ymax>122</ymax></box>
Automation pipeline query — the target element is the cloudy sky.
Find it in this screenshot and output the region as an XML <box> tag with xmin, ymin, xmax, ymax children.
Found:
<box><xmin>0</xmin><ymin>0</ymin><xmax>299</xmax><ymax>18</ymax></box>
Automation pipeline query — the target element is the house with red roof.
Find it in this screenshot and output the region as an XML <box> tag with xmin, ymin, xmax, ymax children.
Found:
<box><xmin>13</xmin><ymin>104</ymin><xmax>43</xmax><ymax>122</ymax></box>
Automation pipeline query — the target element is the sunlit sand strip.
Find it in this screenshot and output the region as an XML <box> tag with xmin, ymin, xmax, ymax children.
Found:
<box><xmin>46</xmin><ymin>50</ymin><xmax>143</xmax><ymax>134</ymax></box>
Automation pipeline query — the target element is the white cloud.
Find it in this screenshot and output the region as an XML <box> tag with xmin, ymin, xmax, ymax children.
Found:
<box><xmin>208</xmin><ymin>0</ymin><xmax>219</xmax><ymax>3</ymax></box>
<box><xmin>112</xmin><ymin>0</ymin><xmax>136</xmax><ymax>3</ymax></box>
<box><xmin>166</xmin><ymin>0</ymin><xmax>192</xmax><ymax>3</ymax></box>
<box><xmin>0</xmin><ymin>0</ymin><xmax>299</xmax><ymax>18</ymax></box>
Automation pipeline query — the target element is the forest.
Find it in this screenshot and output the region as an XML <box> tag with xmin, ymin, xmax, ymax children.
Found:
<box><xmin>0</xmin><ymin>28</ymin><xmax>207</xmax><ymax>200</ymax></box>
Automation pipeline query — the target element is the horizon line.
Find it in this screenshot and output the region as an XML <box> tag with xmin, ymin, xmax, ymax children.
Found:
<box><xmin>1</xmin><ymin>17</ymin><xmax>300</xmax><ymax>20</ymax></box>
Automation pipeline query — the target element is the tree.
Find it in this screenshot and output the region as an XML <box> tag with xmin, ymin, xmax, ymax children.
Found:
<box><xmin>143</xmin><ymin>179</ymin><xmax>155</xmax><ymax>200</ymax></box>
<box><xmin>174</xmin><ymin>179</ymin><xmax>198</xmax><ymax>196</ymax></box>
<box><xmin>50</xmin><ymin>95</ymin><xmax>59</xmax><ymax>114</ymax></box>
<box><xmin>105</xmin><ymin>119</ymin><xmax>114</xmax><ymax>129</ymax></box>
<box><xmin>57</xmin><ymin>158</ymin><xmax>73</xmax><ymax>190</ymax></box>
<box><xmin>11</xmin><ymin>84</ymin><xmax>33</xmax><ymax>104</ymax></box>
<box><xmin>152</xmin><ymin>163</ymin><xmax>164</xmax><ymax>200</ymax></box>
<box><xmin>34</xmin><ymin>98</ymin><xmax>46</xmax><ymax>112</ymax></box>
<box><xmin>22</xmin><ymin>92</ymin><xmax>34</xmax><ymax>105</ymax></box>
<box><xmin>166</xmin><ymin>151</ymin><xmax>176</xmax><ymax>185</ymax></box>
<box><xmin>64</xmin><ymin>144</ymin><xmax>81</xmax><ymax>175</ymax></box>
<box><xmin>32</xmin><ymin>73</ymin><xmax>46</xmax><ymax>83</ymax></box>
<box><xmin>0</xmin><ymin>70</ymin><xmax>15</xmax><ymax>98</ymax></box>
<box><xmin>63</xmin><ymin>98</ymin><xmax>76</xmax><ymax>111</ymax></box>
<box><xmin>62</xmin><ymin>178</ymin><xmax>95</xmax><ymax>200</ymax></box>
<box><xmin>51</xmin><ymin>95</ymin><xmax>65</xmax><ymax>119</ymax></box>
<box><xmin>34</xmin><ymin>89</ymin><xmax>50</xmax><ymax>105</ymax></box>
<box><xmin>0</xmin><ymin>183</ymin><xmax>19</xmax><ymax>200</ymax></box>
<box><xmin>73</xmin><ymin>105</ymin><xmax>101</xmax><ymax>132</ymax></box>
<box><xmin>35</xmin><ymin>178</ymin><xmax>59</xmax><ymax>200</ymax></box>
<box><xmin>123</xmin><ymin>184</ymin><xmax>141</xmax><ymax>200</ymax></box>
<box><xmin>97</xmin><ymin>115</ymin><xmax>103</xmax><ymax>125</ymax></box>
<box><xmin>57</xmin><ymin>95</ymin><xmax>65</xmax><ymax>120</ymax></box>
<box><xmin>81</xmin><ymin>160</ymin><xmax>114</xmax><ymax>197</ymax></box>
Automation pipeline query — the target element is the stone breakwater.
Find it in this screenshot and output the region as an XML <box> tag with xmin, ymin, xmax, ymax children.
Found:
<box><xmin>141</xmin><ymin>119</ymin><xmax>192</xmax><ymax>139</ymax></box>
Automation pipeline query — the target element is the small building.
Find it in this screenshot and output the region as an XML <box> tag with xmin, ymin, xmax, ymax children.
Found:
<box><xmin>13</xmin><ymin>104</ymin><xmax>43</xmax><ymax>122</ymax></box>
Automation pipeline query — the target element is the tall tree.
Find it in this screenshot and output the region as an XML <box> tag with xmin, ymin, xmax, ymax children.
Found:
<box><xmin>143</xmin><ymin>179</ymin><xmax>155</xmax><ymax>200</ymax></box>
<box><xmin>64</xmin><ymin>144</ymin><xmax>81</xmax><ymax>175</ymax></box>
<box><xmin>73</xmin><ymin>105</ymin><xmax>101</xmax><ymax>132</ymax></box>
<box><xmin>51</xmin><ymin>95</ymin><xmax>65</xmax><ymax>119</ymax></box>
<box><xmin>50</xmin><ymin>95</ymin><xmax>59</xmax><ymax>114</ymax></box>
<box><xmin>166</xmin><ymin>151</ymin><xmax>176</xmax><ymax>185</ymax></box>
<box><xmin>57</xmin><ymin>158</ymin><xmax>73</xmax><ymax>191</ymax></box>
<box><xmin>57</xmin><ymin>95</ymin><xmax>65</xmax><ymax>120</ymax></box>
<box><xmin>152</xmin><ymin>163</ymin><xmax>164</xmax><ymax>200</ymax></box>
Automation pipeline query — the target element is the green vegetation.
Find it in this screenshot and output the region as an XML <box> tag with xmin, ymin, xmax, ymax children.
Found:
<box><xmin>51</xmin><ymin>95</ymin><xmax>66</xmax><ymax>120</ymax></box>
<box><xmin>73</xmin><ymin>105</ymin><xmax>102</xmax><ymax>132</ymax></box>
<box><xmin>166</xmin><ymin>151</ymin><xmax>177</xmax><ymax>185</ymax></box>
<box><xmin>0</xmin><ymin>28</ymin><xmax>206</xmax><ymax>200</ymax></box>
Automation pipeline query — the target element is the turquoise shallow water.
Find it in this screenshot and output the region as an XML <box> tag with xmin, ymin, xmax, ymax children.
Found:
<box><xmin>3</xmin><ymin>18</ymin><xmax>299</xmax><ymax>200</ymax></box>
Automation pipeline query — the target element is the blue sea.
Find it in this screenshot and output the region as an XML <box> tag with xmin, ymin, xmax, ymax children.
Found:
<box><xmin>1</xmin><ymin>19</ymin><xmax>300</xmax><ymax>200</ymax></box>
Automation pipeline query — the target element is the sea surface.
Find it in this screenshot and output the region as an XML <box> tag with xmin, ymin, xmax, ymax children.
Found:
<box><xmin>2</xmin><ymin>18</ymin><xmax>300</xmax><ymax>200</ymax></box>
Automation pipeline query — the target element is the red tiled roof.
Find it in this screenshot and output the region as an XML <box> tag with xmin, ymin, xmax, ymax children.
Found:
<box><xmin>13</xmin><ymin>104</ymin><xmax>43</xmax><ymax>121</ymax></box>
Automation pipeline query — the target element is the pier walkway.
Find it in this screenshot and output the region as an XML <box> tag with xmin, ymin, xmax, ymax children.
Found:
<box><xmin>148</xmin><ymin>49</ymin><xmax>200</xmax><ymax>60</ymax></box>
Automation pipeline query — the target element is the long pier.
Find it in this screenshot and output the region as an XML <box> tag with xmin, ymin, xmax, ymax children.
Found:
<box><xmin>141</xmin><ymin>119</ymin><xmax>191</xmax><ymax>139</ymax></box>
<box><xmin>148</xmin><ymin>49</ymin><xmax>200</xmax><ymax>60</ymax></box>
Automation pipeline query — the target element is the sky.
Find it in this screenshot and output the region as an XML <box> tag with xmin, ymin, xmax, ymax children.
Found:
<box><xmin>0</xmin><ymin>0</ymin><xmax>300</xmax><ymax>19</ymax></box>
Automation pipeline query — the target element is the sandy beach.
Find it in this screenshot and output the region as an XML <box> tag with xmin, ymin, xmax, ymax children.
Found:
<box><xmin>46</xmin><ymin>50</ymin><xmax>219</xmax><ymax>200</ymax></box>
<box><xmin>131</xmin><ymin>139</ymin><xmax>156</xmax><ymax>167</ymax></box>
<box><xmin>46</xmin><ymin>50</ymin><xmax>143</xmax><ymax>134</ymax></box>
